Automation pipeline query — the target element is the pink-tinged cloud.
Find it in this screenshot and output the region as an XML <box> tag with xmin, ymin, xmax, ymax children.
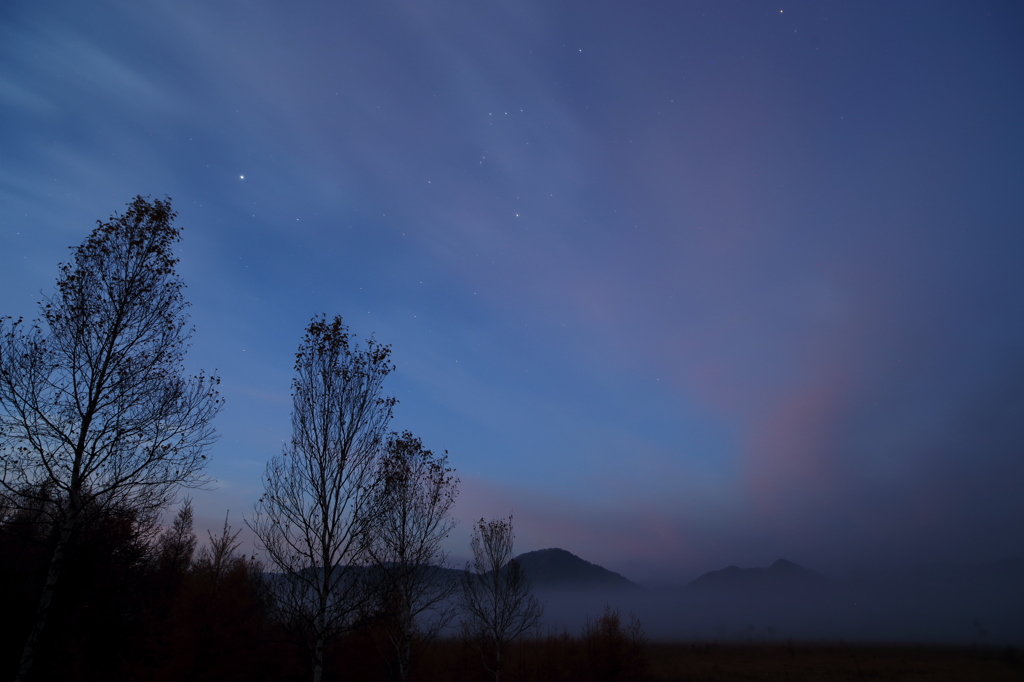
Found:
<box><xmin>741</xmin><ymin>364</ymin><xmax>853</xmax><ymax>516</ymax></box>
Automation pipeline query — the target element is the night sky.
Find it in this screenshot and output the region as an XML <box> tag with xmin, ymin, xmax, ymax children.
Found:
<box><xmin>2</xmin><ymin>0</ymin><xmax>1023</xmax><ymax>585</ymax></box>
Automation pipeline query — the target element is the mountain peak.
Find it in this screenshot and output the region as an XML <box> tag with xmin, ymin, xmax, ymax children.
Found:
<box><xmin>769</xmin><ymin>558</ymin><xmax>800</xmax><ymax>571</ymax></box>
<box><xmin>514</xmin><ymin>548</ymin><xmax>637</xmax><ymax>590</ymax></box>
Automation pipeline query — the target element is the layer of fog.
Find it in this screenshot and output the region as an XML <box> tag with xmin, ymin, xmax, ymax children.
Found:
<box><xmin>530</xmin><ymin>560</ymin><xmax>1024</xmax><ymax>646</ymax></box>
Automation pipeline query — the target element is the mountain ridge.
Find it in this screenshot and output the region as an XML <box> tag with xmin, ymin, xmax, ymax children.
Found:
<box><xmin>686</xmin><ymin>558</ymin><xmax>824</xmax><ymax>593</ymax></box>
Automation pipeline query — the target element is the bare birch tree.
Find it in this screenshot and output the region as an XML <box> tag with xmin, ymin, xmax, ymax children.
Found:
<box><xmin>366</xmin><ymin>431</ymin><xmax>459</xmax><ymax>682</ymax></box>
<box><xmin>249</xmin><ymin>315</ymin><xmax>394</xmax><ymax>682</ymax></box>
<box><xmin>0</xmin><ymin>196</ymin><xmax>221</xmax><ymax>682</ymax></box>
<box><xmin>460</xmin><ymin>516</ymin><xmax>542</xmax><ymax>682</ymax></box>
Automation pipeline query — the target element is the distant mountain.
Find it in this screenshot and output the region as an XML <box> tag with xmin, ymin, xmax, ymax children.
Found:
<box><xmin>515</xmin><ymin>548</ymin><xmax>638</xmax><ymax>590</ymax></box>
<box><xmin>687</xmin><ymin>559</ymin><xmax>823</xmax><ymax>593</ymax></box>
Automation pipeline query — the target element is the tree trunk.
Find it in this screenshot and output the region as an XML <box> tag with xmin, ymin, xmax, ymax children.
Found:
<box><xmin>397</xmin><ymin>631</ymin><xmax>411</xmax><ymax>682</ymax></box>
<box><xmin>312</xmin><ymin>631</ymin><xmax>325</xmax><ymax>682</ymax></box>
<box><xmin>15</xmin><ymin>511</ymin><xmax>78</xmax><ymax>682</ymax></box>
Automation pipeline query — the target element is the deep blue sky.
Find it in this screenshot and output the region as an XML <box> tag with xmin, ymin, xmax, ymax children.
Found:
<box><xmin>2</xmin><ymin>0</ymin><xmax>1023</xmax><ymax>584</ymax></box>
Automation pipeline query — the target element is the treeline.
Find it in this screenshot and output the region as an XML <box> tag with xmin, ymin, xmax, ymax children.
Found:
<box><xmin>0</xmin><ymin>494</ymin><xmax>646</xmax><ymax>681</ymax></box>
<box><xmin>0</xmin><ymin>197</ymin><xmax>647</xmax><ymax>681</ymax></box>
<box><xmin>0</xmin><ymin>496</ymin><xmax>281</xmax><ymax>681</ymax></box>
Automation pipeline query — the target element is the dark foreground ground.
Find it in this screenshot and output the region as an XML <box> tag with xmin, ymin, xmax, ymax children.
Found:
<box><xmin>642</xmin><ymin>643</ymin><xmax>1023</xmax><ymax>681</ymax></box>
<box><xmin>400</xmin><ymin>639</ymin><xmax>1024</xmax><ymax>682</ymax></box>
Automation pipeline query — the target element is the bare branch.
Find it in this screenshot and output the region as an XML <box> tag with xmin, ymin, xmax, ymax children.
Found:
<box><xmin>365</xmin><ymin>431</ymin><xmax>459</xmax><ymax>682</ymax></box>
<box><xmin>248</xmin><ymin>314</ymin><xmax>394</xmax><ymax>682</ymax></box>
<box><xmin>0</xmin><ymin>196</ymin><xmax>221</xmax><ymax>682</ymax></box>
<box><xmin>460</xmin><ymin>516</ymin><xmax>543</xmax><ymax>682</ymax></box>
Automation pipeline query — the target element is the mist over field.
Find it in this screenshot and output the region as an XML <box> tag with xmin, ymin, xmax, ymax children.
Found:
<box><xmin>506</xmin><ymin>548</ymin><xmax>1024</xmax><ymax>645</ymax></box>
<box><xmin>532</xmin><ymin>561</ymin><xmax>1024</xmax><ymax>645</ymax></box>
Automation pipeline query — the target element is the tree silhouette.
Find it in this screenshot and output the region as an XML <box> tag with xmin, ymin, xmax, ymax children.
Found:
<box><xmin>0</xmin><ymin>196</ymin><xmax>221</xmax><ymax>681</ymax></box>
<box><xmin>155</xmin><ymin>499</ymin><xmax>198</xmax><ymax>579</ymax></box>
<box><xmin>249</xmin><ymin>315</ymin><xmax>394</xmax><ymax>682</ymax></box>
<box><xmin>134</xmin><ymin>511</ymin><xmax>276</xmax><ymax>682</ymax></box>
<box><xmin>460</xmin><ymin>516</ymin><xmax>542</xmax><ymax>682</ymax></box>
<box><xmin>366</xmin><ymin>430</ymin><xmax>459</xmax><ymax>682</ymax></box>
<box><xmin>582</xmin><ymin>606</ymin><xmax>648</xmax><ymax>682</ymax></box>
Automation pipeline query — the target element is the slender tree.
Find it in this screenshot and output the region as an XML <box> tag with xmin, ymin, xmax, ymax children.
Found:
<box><xmin>460</xmin><ymin>516</ymin><xmax>542</xmax><ymax>682</ymax></box>
<box><xmin>366</xmin><ymin>431</ymin><xmax>459</xmax><ymax>682</ymax></box>
<box><xmin>0</xmin><ymin>196</ymin><xmax>221</xmax><ymax>681</ymax></box>
<box><xmin>154</xmin><ymin>498</ymin><xmax>198</xmax><ymax>577</ymax></box>
<box><xmin>195</xmin><ymin>512</ymin><xmax>245</xmax><ymax>587</ymax></box>
<box><xmin>249</xmin><ymin>315</ymin><xmax>395</xmax><ymax>682</ymax></box>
